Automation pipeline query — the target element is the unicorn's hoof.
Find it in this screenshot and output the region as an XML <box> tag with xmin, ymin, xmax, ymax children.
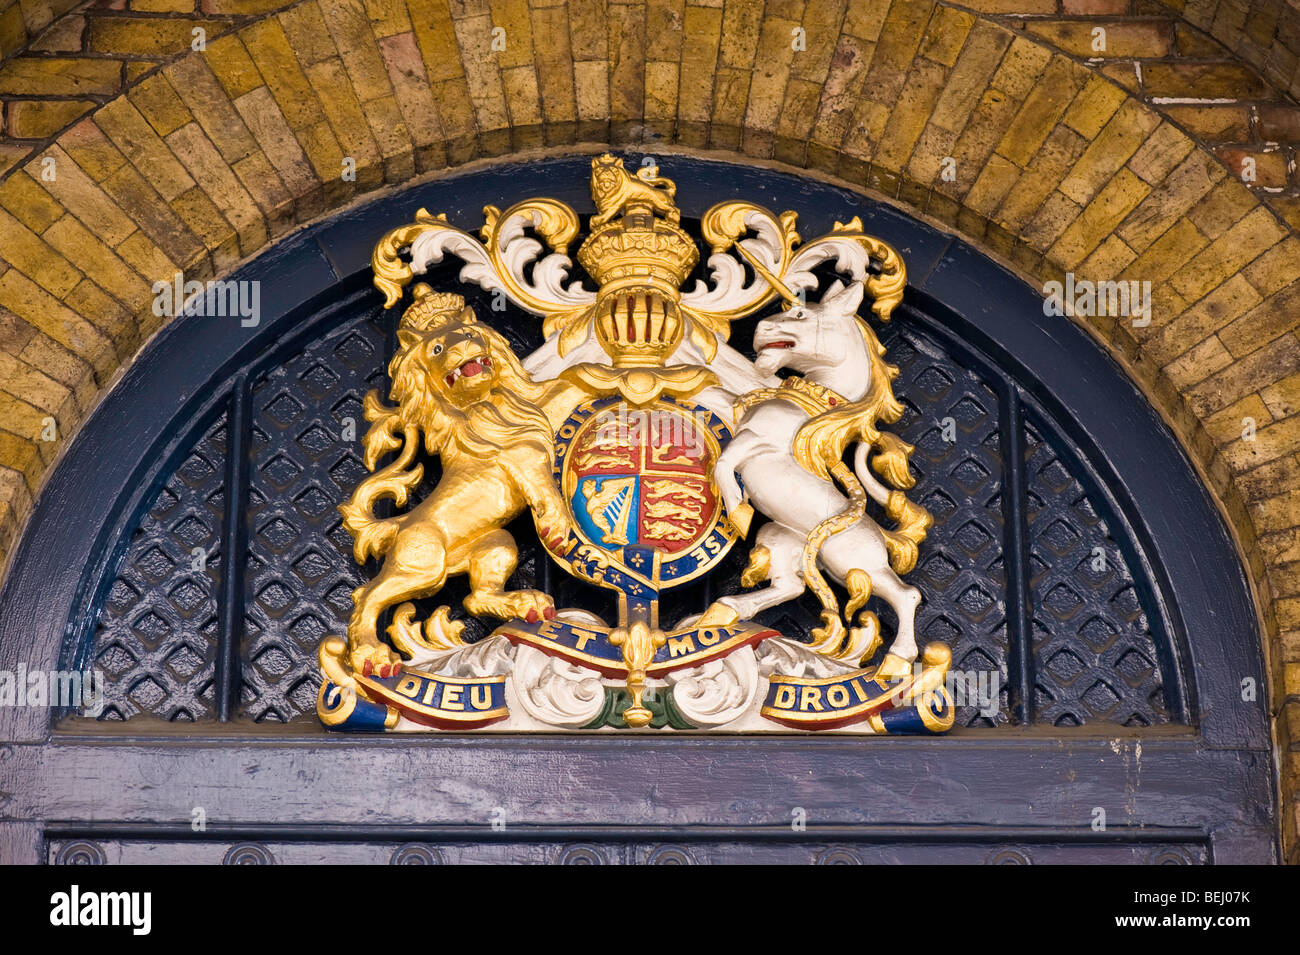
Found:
<box><xmin>875</xmin><ymin>652</ymin><xmax>915</xmax><ymax>681</ymax></box>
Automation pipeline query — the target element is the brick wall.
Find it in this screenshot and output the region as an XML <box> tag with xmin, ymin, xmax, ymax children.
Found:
<box><xmin>1156</xmin><ymin>0</ymin><xmax>1300</xmax><ymax>100</ymax></box>
<box><xmin>0</xmin><ymin>0</ymin><xmax>80</xmax><ymax>63</ymax></box>
<box><xmin>0</xmin><ymin>0</ymin><xmax>1296</xmax><ymax>858</ymax></box>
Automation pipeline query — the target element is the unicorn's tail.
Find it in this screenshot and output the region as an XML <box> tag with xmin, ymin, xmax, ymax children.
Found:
<box><xmin>801</xmin><ymin>461</ymin><xmax>866</xmax><ymax>658</ymax></box>
<box><xmin>853</xmin><ymin>439</ymin><xmax>932</xmax><ymax>575</ymax></box>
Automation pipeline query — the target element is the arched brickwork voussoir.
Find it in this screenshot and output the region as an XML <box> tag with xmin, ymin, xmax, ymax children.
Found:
<box><xmin>0</xmin><ymin>0</ymin><xmax>1297</xmax><ymax>858</ymax></box>
<box><xmin>0</xmin><ymin>0</ymin><xmax>79</xmax><ymax>64</ymax></box>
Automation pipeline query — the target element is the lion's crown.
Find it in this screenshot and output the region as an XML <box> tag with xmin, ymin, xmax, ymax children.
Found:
<box><xmin>400</xmin><ymin>284</ymin><xmax>468</xmax><ymax>332</ymax></box>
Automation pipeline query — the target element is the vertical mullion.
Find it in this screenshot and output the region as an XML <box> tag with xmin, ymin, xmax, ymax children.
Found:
<box><xmin>538</xmin><ymin>539</ymin><xmax>553</xmax><ymax>594</ymax></box>
<box><xmin>216</xmin><ymin>375</ymin><xmax>252</xmax><ymax>722</ymax></box>
<box><xmin>999</xmin><ymin>385</ymin><xmax>1034</xmax><ymax>725</ymax></box>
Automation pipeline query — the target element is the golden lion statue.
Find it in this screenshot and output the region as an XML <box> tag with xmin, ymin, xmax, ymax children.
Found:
<box><xmin>338</xmin><ymin>286</ymin><xmax>577</xmax><ymax>676</ymax></box>
<box><xmin>589</xmin><ymin>153</ymin><xmax>679</xmax><ymax>228</ymax></box>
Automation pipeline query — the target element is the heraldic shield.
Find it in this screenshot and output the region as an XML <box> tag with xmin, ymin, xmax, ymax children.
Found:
<box><xmin>315</xmin><ymin>154</ymin><xmax>955</xmax><ymax>734</ymax></box>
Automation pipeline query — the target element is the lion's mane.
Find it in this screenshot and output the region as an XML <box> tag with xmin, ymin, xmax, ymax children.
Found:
<box><xmin>339</xmin><ymin>321</ymin><xmax>554</xmax><ymax>563</ymax></box>
<box><xmin>387</xmin><ymin>322</ymin><xmax>553</xmax><ymax>460</ymax></box>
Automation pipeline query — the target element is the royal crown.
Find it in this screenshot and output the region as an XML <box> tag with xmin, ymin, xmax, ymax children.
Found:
<box><xmin>400</xmin><ymin>285</ymin><xmax>467</xmax><ymax>332</ymax></box>
<box><xmin>577</xmin><ymin>155</ymin><xmax>699</xmax><ymax>367</ymax></box>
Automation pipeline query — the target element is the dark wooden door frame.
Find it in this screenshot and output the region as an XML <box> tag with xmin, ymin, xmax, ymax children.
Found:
<box><xmin>0</xmin><ymin>154</ymin><xmax>1275</xmax><ymax>864</ymax></box>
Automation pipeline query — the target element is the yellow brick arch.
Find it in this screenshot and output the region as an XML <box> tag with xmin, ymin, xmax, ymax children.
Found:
<box><xmin>0</xmin><ymin>0</ymin><xmax>1297</xmax><ymax>854</ymax></box>
<box><xmin>0</xmin><ymin>0</ymin><xmax>78</xmax><ymax>61</ymax></box>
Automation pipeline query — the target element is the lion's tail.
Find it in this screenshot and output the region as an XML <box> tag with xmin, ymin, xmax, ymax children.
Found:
<box><xmin>339</xmin><ymin>504</ymin><xmax>404</xmax><ymax>563</ymax></box>
<box><xmin>338</xmin><ymin>421</ymin><xmax>423</xmax><ymax>563</ymax></box>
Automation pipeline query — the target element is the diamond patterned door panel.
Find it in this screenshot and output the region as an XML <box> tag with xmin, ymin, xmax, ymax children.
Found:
<box><xmin>81</xmin><ymin>294</ymin><xmax>1176</xmax><ymax>732</ymax></box>
<box><xmin>90</xmin><ymin>414</ymin><xmax>228</xmax><ymax>722</ymax></box>
<box><xmin>884</xmin><ymin>329</ymin><xmax>1011</xmax><ymax>728</ymax></box>
<box><xmin>1023</xmin><ymin>417</ymin><xmax>1170</xmax><ymax>728</ymax></box>
<box><xmin>241</xmin><ymin>314</ymin><xmax>388</xmax><ymax>722</ymax></box>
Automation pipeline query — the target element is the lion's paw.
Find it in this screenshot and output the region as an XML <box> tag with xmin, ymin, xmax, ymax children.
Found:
<box><xmin>348</xmin><ymin>641</ymin><xmax>403</xmax><ymax>679</ymax></box>
<box><xmin>534</xmin><ymin>508</ymin><xmax>575</xmax><ymax>551</ymax></box>
<box><xmin>466</xmin><ymin>589</ymin><xmax>557</xmax><ymax>624</ymax></box>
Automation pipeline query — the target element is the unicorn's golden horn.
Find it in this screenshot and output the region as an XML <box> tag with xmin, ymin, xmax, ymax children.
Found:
<box><xmin>730</xmin><ymin>241</ymin><xmax>801</xmax><ymax>308</ymax></box>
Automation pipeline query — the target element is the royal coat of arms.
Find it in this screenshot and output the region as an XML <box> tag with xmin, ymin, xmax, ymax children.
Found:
<box><xmin>316</xmin><ymin>155</ymin><xmax>954</xmax><ymax>734</ymax></box>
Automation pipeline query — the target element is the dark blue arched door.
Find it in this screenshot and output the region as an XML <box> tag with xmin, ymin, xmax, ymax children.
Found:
<box><xmin>0</xmin><ymin>155</ymin><xmax>1275</xmax><ymax>864</ymax></box>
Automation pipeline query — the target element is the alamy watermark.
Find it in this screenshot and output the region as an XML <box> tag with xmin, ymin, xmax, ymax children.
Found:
<box><xmin>585</xmin><ymin>404</ymin><xmax>712</xmax><ymax>460</ymax></box>
<box><xmin>152</xmin><ymin>272</ymin><xmax>261</xmax><ymax>327</ymax></box>
<box><xmin>0</xmin><ymin>665</ymin><xmax>105</xmax><ymax>717</ymax></box>
<box><xmin>50</xmin><ymin>886</ymin><xmax>151</xmax><ymax>935</ymax></box>
<box><xmin>1042</xmin><ymin>273</ymin><xmax>1152</xmax><ymax>327</ymax></box>
<box><xmin>893</xmin><ymin>665</ymin><xmax>1001</xmax><ymax>718</ymax></box>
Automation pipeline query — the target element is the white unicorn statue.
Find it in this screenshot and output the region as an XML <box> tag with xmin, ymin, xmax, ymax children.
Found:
<box><xmin>712</xmin><ymin>278</ymin><xmax>933</xmax><ymax>678</ymax></box>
